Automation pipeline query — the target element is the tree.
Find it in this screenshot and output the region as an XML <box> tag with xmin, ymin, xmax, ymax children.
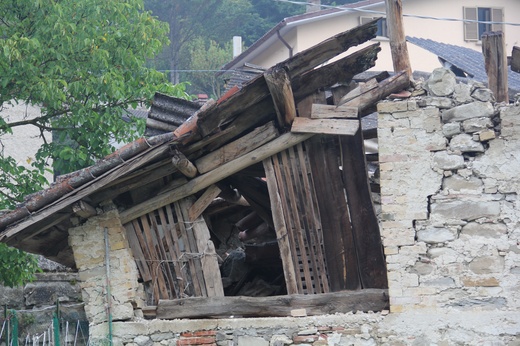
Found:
<box><xmin>186</xmin><ymin>38</ymin><xmax>233</xmax><ymax>98</ymax></box>
<box><xmin>0</xmin><ymin>0</ymin><xmax>183</xmax><ymax>286</ymax></box>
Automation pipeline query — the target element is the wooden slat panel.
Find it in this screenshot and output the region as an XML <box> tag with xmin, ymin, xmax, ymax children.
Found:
<box><xmin>124</xmin><ymin>223</ymin><xmax>152</xmax><ymax>282</ymax></box>
<box><xmin>157</xmin><ymin>207</ymin><xmax>181</xmax><ymax>299</ymax></box>
<box><xmin>295</xmin><ymin>143</ymin><xmax>330</xmax><ymax>293</ymax></box>
<box><xmin>263</xmin><ymin>158</ymin><xmax>298</xmax><ymax>294</ymax></box>
<box><xmin>132</xmin><ymin>219</ymin><xmax>159</xmax><ymax>301</ymax></box>
<box><xmin>179</xmin><ymin>198</ymin><xmax>224</xmax><ymax>297</ymax></box>
<box><xmin>174</xmin><ymin>201</ymin><xmax>204</xmax><ymax>297</ymax></box>
<box><xmin>150</xmin><ymin>217</ymin><xmax>176</xmax><ymax>300</ymax></box>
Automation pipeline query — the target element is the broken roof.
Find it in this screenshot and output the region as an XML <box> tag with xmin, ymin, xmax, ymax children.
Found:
<box><xmin>0</xmin><ymin>20</ymin><xmax>387</xmax><ymax>269</ymax></box>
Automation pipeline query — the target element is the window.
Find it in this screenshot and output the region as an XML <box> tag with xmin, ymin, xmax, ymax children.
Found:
<box><xmin>463</xmin><ymin>7</ymin><xmax>504</xmax><ymax>41</ymax></box>
<box><xmin>360</xmin><ymin>17</ymin><xmax>388</xmax><ymax>38</ymax></box>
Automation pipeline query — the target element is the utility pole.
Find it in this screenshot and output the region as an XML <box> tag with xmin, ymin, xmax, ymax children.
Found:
<box><xmin>385</xmin><ymin>0</ymin><xmax>412</xmax><ymax>78</ymax></box>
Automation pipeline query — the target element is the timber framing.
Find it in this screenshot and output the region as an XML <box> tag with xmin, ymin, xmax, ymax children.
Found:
<box><xmin>0</xmin><ymin>18</ymin><xmax>411</xmax><ymax>317</ymax></box>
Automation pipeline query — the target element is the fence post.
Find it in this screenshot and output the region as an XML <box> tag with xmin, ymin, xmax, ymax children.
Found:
<box><xmin>3</xmin><ymin>305</ymin><xmax>8</xmax><ymax>346</ymax></box>
<box><xmin>54</xmin><ymin>300</ymin><xmax>61</xmax><ymax>346</ymax></box>
<box><xmin>10</xmin><ymin>310</ymin><xmax>18</xmax><ymax>346</ymax></box>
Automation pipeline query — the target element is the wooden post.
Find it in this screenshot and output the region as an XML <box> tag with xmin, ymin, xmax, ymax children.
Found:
<box><xmin>512</xmin><ymin>46</ymin><xmax>520</xmax><ymax>73</ymax></box>
<box><xmin>482</xmin><ymin>31</ymin><xmax>509</xmax><ymax>103</ymax></box>
<box><xmin>385</xmin><ymin>0</ymin><xmax>412</xmax><ymax>78</ymax></box>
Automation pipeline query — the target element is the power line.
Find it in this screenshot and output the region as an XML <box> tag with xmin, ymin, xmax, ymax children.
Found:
<box><xmin>275</xmin><ymin>0</ymin><xmax>520</xmax><ymax>27</ymax></box>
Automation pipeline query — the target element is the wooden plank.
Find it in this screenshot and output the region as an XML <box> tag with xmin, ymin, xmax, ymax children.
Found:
<box><xmin>512</xmin><ymin>46</ymin><xmax>520</xmax><ymax>73</ymax></box>
<box><xmin>131</xmin><ymin>219</ymin><xmax>157</xmax><ymax>302</ymax></box>
<box><xmin>124</xmin><ymin>223</ymin><xmax>152</xmax><ymax>282</ymax></box>
<box><xmin>307</xmin><ymin>135</ymin><xmax>360</xmax><ymax>291</ymax></box>
<box><xmin>385</xmin><ymin>0</ymin><xmax>412</xmax><ymax>77</ymax></box>
<box><xmin>180</xmin><ymin>198</ymin><xmax>224</xmax><ymax>297</ymax></box>
<box><xmin>150</xmin><ymin>217</ymin><xmax>176</xmax><ymax>300</ymax></box>
<box><xmin>291</xmin><ymin>118</ymin><xmax>359</xmax><ymax>136</ymax></box>
<box><xmin>338</xmin><ymin>78</ymin><xmax>378</xmax><ymax>105</ymax></box>
<box><xmin>263</xmin><ymin>158</ymin><xmax>298</xmax><ymax>294</ymax></box>
<box><xmin>140</xmin><ymin>215</ymin><xmax>170</xmax><ymax>300</ymax></box>
<box><xmin>482</xmin><ymin>31</ymin><xmax>509</xmax><ymax>103</ymax></box>
<box><xmin>340</xmin><ymin>130</ymin><xmax>387</xmax><ymax>289</ymax></box>
<box><xmin>156</xmin><ymin>289</ymin><xmax>389</xmax><ymax>319</ymax></box>
<box><xmin>311</xmin><ymin>104</ymin><xmax>358</xmax><ymax>119</ymax></box>
<box><xmin>174</xmin><ymin>201</ymin><xmax>204</xmax><ymax>297</ymax></box>
<box><xmin>157</xmin><ymin>207</ymin><xmax>181</xmax><ymax>299</ymax></box>
<box><xmin>188</xmin><ymin>185</ymin><xmax>222</xmax><ymax>222</ymax></box>
<box><xmin>195</xmin><ymin>121</ymin><xmax>279</xmax><ymax>174</ymax></box>
<box><xmin>271</xmin><ymin>153</ymin><xmax>304</xmax><ymax>293</ymax></box>
<box><xmin>292</xmin><ymin>43</ymin><xmax>381</xmax><ymax>101</ymax></box>
<box><xmin>340</xmin><ymin>71</ymin><xmax>410</xmax><ymax>115</ymax></box>
<box><xmin>120</xmin><ymin>132</ymin><xmax>314</xmax><ymax>224</ymax></box>
<box><xmin>165</xmin><ymin>205</ymin><xmax>190</xmax><ymax>290</ymax></box>
<box><xmin>264</xmin><ymin>66</ymin><xmax>297</xmax><ymax>127</ymax></box>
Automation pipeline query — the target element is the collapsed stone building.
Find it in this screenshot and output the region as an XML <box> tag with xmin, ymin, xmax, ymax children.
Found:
<box><xmin>0</xmin><ymin>20</ymin><xmax>519</xmax><ymax>345</ymax></box>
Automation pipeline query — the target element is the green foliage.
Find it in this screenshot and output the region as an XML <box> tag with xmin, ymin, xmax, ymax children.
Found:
<box><xmin>0</xmin><ymin>0</ymin><xmax>184</xmax><ymax>286</ymax></box>
<box><xmin>0</xmin><ymin>243</ymin><xmax>41</xmax><ymax>287</ymax></box>
<box><xmin>185</xmin><ymin>39</ymin><xmax>233</xmax><ymax>98</ymax></box>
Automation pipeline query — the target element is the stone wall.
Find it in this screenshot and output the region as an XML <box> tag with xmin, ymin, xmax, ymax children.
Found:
<box><xmin>71</xmin><ymin>69</ymin><xmax>520</xmax><ymax>345</ymax></box>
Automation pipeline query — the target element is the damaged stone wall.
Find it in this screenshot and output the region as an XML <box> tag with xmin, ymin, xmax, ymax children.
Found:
<box><xmin>378</xmin><ymin>68</ymin><xmax>520</xmax><ymax>316</ymax></box>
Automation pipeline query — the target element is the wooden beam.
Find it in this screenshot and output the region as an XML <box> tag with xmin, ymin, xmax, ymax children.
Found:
<box><xmin>71</xmin><ymin>200</ymin><xmax>97</xmax><ymax>219</ymax></box>
<box><xmin>512</xmin><ymin>46</ymin><xmax>520</xmax><ymax>73</ymax></box>
<box><xmin>264</xmin><ymin>67</ymin><xmax>297</xmax><ymax>128</ymax></box>
<box><xmin>171</xmin><ymin>148</ymin><xmax>198</xmax><ymax>178</ymax></box>
<box><xmin>292</xmin><ymin>43</ymin><xmax>381</xmax><ymax>101</ymax></box>
<box><xmin>339</xmin><ymin>71</ymin><xmax>410</xmax><ymax>115</ymax></box>
<box><xmin>385</xmin><ymin>0</ymin><xmax>412</xmax><ymax>77</ymax></box>
<box><xmin>188</xmin><ymin>185</ymin><xmax>222</xmax><ymax>222</ymax></box>
<box><xmin>311</xmin><ymin>104</ymin><xmax>358</xmax><ymax>119</ymax></box>
<box><xmin>482</xmin><ymin>31</ymin><xmax>509</xmax><ymax>103</ymax></box>
<box><xmin>338</xmin><ymin>78</ymin><xmax>378</xmax><ymax>106</ymax></box>
<box><xmin>195</xmin><ymin>121</ymin><xmax>279</xmax><ymax>174</ymax></box>
<box><xmin>156</xmin><ymin>289</ymin><xmax>389</xmax><ymax>319</ymax></box>
<box><xmin>291</xmin><ymin>118</ymin><xmax>359</xmax><ymax>136</ymax></box>
<box><xmin>120</xmin><ymin>132</ymin><xmax>314</xmax><ymax>224</ymax></box>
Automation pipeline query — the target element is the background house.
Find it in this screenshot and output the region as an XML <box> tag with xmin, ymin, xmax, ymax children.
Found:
<box><xmin>223</xmin><ymin>0</ymin><xmax>520</xmax><ymax>84</ymax></box>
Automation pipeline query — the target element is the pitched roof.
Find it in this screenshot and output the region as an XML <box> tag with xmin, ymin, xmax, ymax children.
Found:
<box><xmin>407</xmin><ymin>36</ymin><xmax>520</xmax><ymax>94</ymax></box>
<box><xmin>220</xmin><ymin>0</ymin><xmax>384</xmax><ymax>74</ymax></box>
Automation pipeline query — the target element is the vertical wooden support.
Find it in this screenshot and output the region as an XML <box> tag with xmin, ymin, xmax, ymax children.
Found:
<box><xmin>264</xmin><ymin>66</ymin><xmax>297</xmax><ymax>128</ymax></box>
<box><xmin>263</xmin><ymin>158</ymin><xmax>299</xmax><ymax>294</ymax></box>
<box><xmin>482</xmin><ymin>31</ymin><xmax>509</xmax><ymax>103</ymax></box>
<box><xmin>385</xmin><ymin>0</ymin><xmax>412</xmax><ymax>78</ymax></box>
<box><xmin>511</xmin><ymin>46</ymin><xmax>520</xmax><ymax>73</ymax></box>
<box><xmin>340</xmin><ymin>129</ymin><xmax>387</xmax><ymax>289</ymax></box>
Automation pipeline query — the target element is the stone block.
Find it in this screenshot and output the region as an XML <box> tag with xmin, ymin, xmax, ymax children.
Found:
<box><xmin>432</xmin><ymin>151</ymin><xmax>464</xmax><ymax>170</ymax></box>
<box><xmin>237</xmin><ymin>336</ymin><xmax>269</xmax><ymax>346</ymax></box>
<box><xmin>417</xmin><ymin>97</ymin><xmax>453</xmax><ymax>109</ymax></box>
<box><xmin>478</xmin><ymin>130</ymin><xmax>495</xmax><ymax>141</ymax></box>
<box><xmin>441</xmin><ymin>101</ymin><xmax>494</xmax><ymax>123</ymax></box>
<box><xmin>442</xmin><ymin>122</ymin><xmax>461</xmax><ymax>138</ymax></box>
<box><xmin>471</xmin><ymin>88</ymin><xmax>495</xmax><ymax>102</ymax></box>
<box><xmin>449</xmin><ymin>133</ymin><xmax>485</xmax><ymax>153</ymax></box>
<box><xmin>460</xmin><ymin>222</ymin><xmax>507</xmax><ymax>238</ymax></box>
<box><xmin>442</xmin><ymin>175</ymin><xmax>483</xmax><ymax>193</ymax></box>
<box><xmin>461</xmin><ymin>276</ymin><xmax>499</xmax><ymax>287</ymax></box>
<box><xmin>377</xmin><ymin>101</ymin><xmax>409</xmax><ymax>113</ymax></box>
<box><xmin>430</xmin><ymin>200</ymin><xmax>500</xmax><ymax>221</ymax></box>
<box><xmin>453</xmin><ymin>83</ymin><xmax>472</xmax><ymax>104</ymax></box>
<box><xmin>469</xmin><ymin>256</ymin><xmax>504</xmax><ymax>274</ymax></box>
<box><xmin>422</xmin><ymin>277</ymin><xmax>455</xmax><ymax>287</ymax></box>
<box><xmin>425</xmin><ymin>68</ymin><xmax>456</xmax><ymax>97</ymax></box>
<box><xmin>462</xmin><ymin>117</ymin><xmax>493</xmax><ymax>133</ymax></box>
<box><xmin>417</xmin><ymin>227</ymin><xmax>457</xmax><ymax>244</ymax></box>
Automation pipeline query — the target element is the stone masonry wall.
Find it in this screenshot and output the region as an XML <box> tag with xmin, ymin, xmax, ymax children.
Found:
<box><xmin>71</xmin><ymin>69</ymin><xmax>520</xmax><ymax>345</ymax></box>
<box><xmin>377</xmin><ymin>68</ymin><xmax>520</xmax><ymax>314</ymax></box>
<box><xmin>68</xmin><ymin>202</ymin><xmax>143</xmax><ymax>344</ymax></box>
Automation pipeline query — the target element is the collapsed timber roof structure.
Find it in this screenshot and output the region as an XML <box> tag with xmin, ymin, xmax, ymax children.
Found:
<box><xmin>0</xmin><ymin>20</ymin><xmax>411</xmax><ymax>318</ymax></box>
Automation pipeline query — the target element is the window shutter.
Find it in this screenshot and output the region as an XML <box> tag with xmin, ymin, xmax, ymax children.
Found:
<box><xmin>491</xmin><ymin>8</ymin><xmax>504</xmax><ymax>32</ymax></box>
<box><xmin>463</xmin><ymin>7</ymin><xmax>478</xmax><ymax>41</ymax></box>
